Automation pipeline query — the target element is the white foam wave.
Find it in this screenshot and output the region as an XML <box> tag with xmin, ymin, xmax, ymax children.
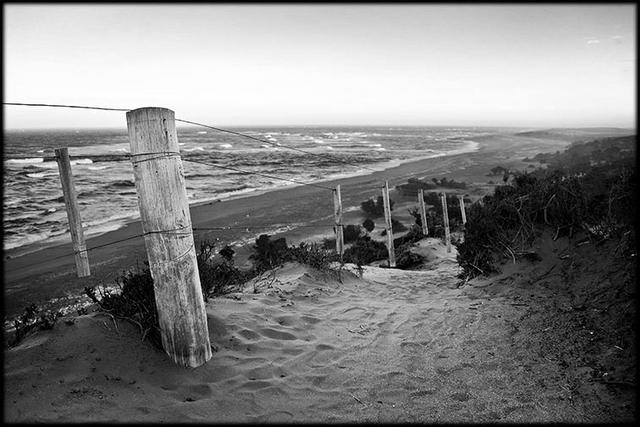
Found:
<box><xmin>88</xmin><ymin>165</ymin><xmax>109</xmax><ymax>171</ymax></box>
<box><xmin>26</xmin><ymin>172</ymin><xmax>59</xmax><ymax>178</ymax></box>
<box><xmin>197</xmin><ymin>131</ymin><xmax>207</xmax><ymax>134</ymax></box>
<box><xmin>33</xmin><ymin>162</ymin><xmax>59</xmax><ymax>170</ymax></box>
<box><xmin>71</xmin><ymin>158</ymin><xmax>93</xmax><ymax>165</ymax></box>
<box><xmin>183</xmin><ymin>147</ymin><xmax>205</xmax><ymax>152</ymax></box>
<box><xmin>6</xmin><ymin>157</ymin><xmax>44</xmax><ymax>164</ymax></box>
<box><xmin>219</xmin><ymin>143</ymin><xmax>233</xmax><ymax>149</ymax></box>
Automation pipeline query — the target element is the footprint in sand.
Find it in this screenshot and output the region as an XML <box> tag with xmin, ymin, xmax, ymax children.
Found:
<box><xmin>238</xmin><ymin>380</ymin><xmax>273</xmax><ymax>390</ymax></box>
<box><xmin>400</xmin><ymin>341</ymin><xmax>423</xmax><ymax>353</ymax></box>
<box><xmin>275</xmin><ymin>315</ymin><xmax>299</xmax><ymax>326</ymax></box>
<box><xmin>300</xmin><ymin>315</ymin><xmax>322</xmax><ymax>324</ymax></box>
<box><xmin>450</xmin><ymin>391</ymin><xmax>471</xmax><ymax>402</ymax></box>
<box><xmin>259</xmin><ymin>328</ymin><xmax>297</xmax><ymax>341</ymax></box>
<box><xmin>315</xmin><ymin>344</ymin><xmax>334</xmax><ymax>351</ymax></box>
<box><xmin>410</xmin><ymin>389</ymin><xmax>436</xmax><ymax>398</ymax></box>
<box><xmin>238</xmin><ymin>329</ymin><xmax>261</xmax><ymax>341</ymax></box>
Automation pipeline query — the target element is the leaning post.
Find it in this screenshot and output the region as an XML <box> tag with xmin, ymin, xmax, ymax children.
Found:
<box><xmin>126</xmin><ymin>107</ymin><xmax>212</xmax><ymax>368</ymax></box>
<box><xmin>55</xmin><ymin>147</ymin><xmax>91</xmax><ymax>277</ymax></box>
<box><xmin>382</xmin><ymin>181</ymin><xmax>396</xmax><ymax>267</ymax></box>
<box><xmin>333</xmin><ymin>185</ymin><xmax>344</xmax><ymax>260</ymax></box>
<box><xmin>458</xmin><ymin>194</ymin><xmax>467</xmax><ymax>225</ymax></box>
<box><xmin>418</xmin><ymin>189</ymin><xmax>429</xmax><ymax>236</ymax></box>
<box><xmin>440</xmin><ymin>192</ymin><xmax>452</xmax><ymax>253</ymax></box>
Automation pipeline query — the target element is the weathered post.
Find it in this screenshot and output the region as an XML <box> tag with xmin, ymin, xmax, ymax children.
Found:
<box><xmin>382</xmin><ymin>181</ymin><xmax>396</xmax><ymax>267</ymax></box>
<box><xmin>418</xmin><ymin>189</ymin><xmax>429</xmax><ymax>236</ymax></box>
<box><xmin>126</xmin><ymin>107</ymin><xmax>211</xmax><ymax>368</ymax></box>
<box><xmin>55</xmin><ymin>147</ymin><xmax>91</xmax><ymax>277</ymax></box>
<box><xmin>458</xmin><ymin>194</ymin><xmax>467</xmax><ymax>225</ymax></box>
<box><xmin>333</xmin><ymin>185</ymin><xmax>344</xmax><ymax>260</ymax></box>
<box><xmin>440</xmin><ymin>192</ymin><xmax>451</xmax><ymax>253</ymax></box>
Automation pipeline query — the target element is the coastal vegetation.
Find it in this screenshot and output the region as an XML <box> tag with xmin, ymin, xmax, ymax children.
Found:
<box><xmin>360</xmin><ymin>195</ymin><xmax>393</xmax><ymax>218</ymax></box>
<box><xmin>457</xmin><ymin>136</ymin><xmax>636</xmax><ymax>280</ymax></box>
<box><xmin>396</xmin><ymin>176</ymin><xmax>468</xmax><ymax>196</ymax></box>
<box><xmin>380</xmin><ymin>218</ymin><xmax>408</xmax><ymax>236</ymax></box>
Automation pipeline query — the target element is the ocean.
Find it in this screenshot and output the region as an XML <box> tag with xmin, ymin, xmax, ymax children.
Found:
<box><xmin>3</xmin><ymin>126</ymin><xmax>497</xmax><ymax>251</ymax></box>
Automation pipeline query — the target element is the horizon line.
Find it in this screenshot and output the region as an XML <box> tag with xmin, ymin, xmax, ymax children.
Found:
<box><xmin>4</xmin><ymin>124</ymin><xmax>636</xmax><ymax>132</ymax></box>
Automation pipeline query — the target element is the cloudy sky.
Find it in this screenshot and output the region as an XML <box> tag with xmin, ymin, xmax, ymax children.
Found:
<box><xmin>3</xmin><ymin>4</ymin><xmax>636</xmax><ymax>129</ymax></box>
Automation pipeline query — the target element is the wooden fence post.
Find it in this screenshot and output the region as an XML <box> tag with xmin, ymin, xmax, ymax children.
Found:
<box><xmin>126</xmin><ymin>107</ymin><xmax>211</xmax><ymax>368</ymax></box>
<box><xmin>333</xmin><ymin>185</ymin><xmax>344</xmax><ymax>260</ymax></box>
<box><xmin>440</xmin><ymin>192</ymin><xmax>452</xmax><ymax>253</ymax></box>
<box><xmin>418</xmin><ymin>189</ymin><xmax>429</xmax><ymax>236</ymax></box>
<box><xmin>458</xmin><ymin>194</ymin><xmax>467</xmax><ymax>225</ymax></box>
<box><xmin>55</xmin><ymin>147</ymin><xmax>91</xmax><ymax>277</ymax></box>
<box><xmin>382</xmin><ymin>181</ymin><xmax>396</xmax><ymax>267</ymax></box>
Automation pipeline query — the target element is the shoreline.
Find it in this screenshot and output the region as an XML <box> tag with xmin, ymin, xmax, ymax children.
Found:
<box><xmin>1</xmin><ymin>131</ymin><xmax>587</xmax><ymax>318</ymax></box>
<box><xmin>4</xmin><ymin>139</ymin><xmax>482</xmax><ymax>255</ymax></box>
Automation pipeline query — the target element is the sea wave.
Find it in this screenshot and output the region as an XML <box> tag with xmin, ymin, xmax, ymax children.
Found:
<box><xmin>6</xmin><ymin>157</ymin><xmax>44</xmax><ymax>164</ymax></box>
<box><xmin>26</xmin><ymin>172</ymin><xmax>59</xmax><ymax>179</ymax></box>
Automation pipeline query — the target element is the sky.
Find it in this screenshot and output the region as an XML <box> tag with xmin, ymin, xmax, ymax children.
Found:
<box><xmin>3</xmin><ymin>4</ymin><xmax>636</xmax><ymax>129</ymax></box>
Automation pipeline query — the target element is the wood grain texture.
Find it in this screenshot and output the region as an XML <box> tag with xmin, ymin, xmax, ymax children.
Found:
<box><xmin>333</xmin><ymin>185</ymin><xmax>344</xmax><ymax>259</ymax></box>
<box><xmin>382</xmin><ymin>181</ymin><xmax>396</xmax><ymax>267</ymax></box>
<box><xmin>441</xmin><ymin>192</ymin><xmax>452</xmax><ymax>253</ymax></box>
<box><xmin>418</xmin><ymin>189</ymin><xmax>429</xmax><ymax>236</ymax></box>
<box><xmin>458</xmin><ymin>194</ymin><xmax>467</xmax><ymax>225</ymax></box>
<box><xmin>55</xmin><ymin>147</ymin><xmax>90</xmax><ymax>277</ymax></box>
<box><xmin>126</xmin><ymin>107</ymin><xmax>212</xmax><ymax>368</ymax></box>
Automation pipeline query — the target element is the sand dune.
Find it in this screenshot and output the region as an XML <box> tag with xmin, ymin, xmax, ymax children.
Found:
<box><xmin>6</xmin><ymin>235</ymin><xmax>631</xmax><ymax>422</ymax></box>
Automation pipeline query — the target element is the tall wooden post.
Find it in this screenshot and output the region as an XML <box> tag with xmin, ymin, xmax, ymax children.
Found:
<box><xmin>440</xmin><ymin>192</ymin><xmax>451</xmax><ymax>253</ymax></box>
<box><xmin>55</xmin><ymin>147</ymin><xmax>91</xmax><ymax>277</ymax></box>
<box><xmin>382</xmin><ymin>181</ymin><xmax>396</xmax><ymax>267</ymax></box>
<box><xmin>126</xmin><ymin>107</ymin><xmax>211</xmax><ymax>368</ymax></box>
<box><xmin>418</xmin><ymin>189</ymin><xmax>429</xmax><ymax>236</ymax></box>
<box><xmin>458</xmin><ymin>194</ymin><xmax>467</xmax><ymax>225</ymax></box>
<box><xmin>333</xmin><ymin>185</ymin><xmax>344</xmax><ymax>260</ymax></box>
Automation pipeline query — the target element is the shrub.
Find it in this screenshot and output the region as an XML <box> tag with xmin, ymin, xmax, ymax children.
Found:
<box><xmin>408</xmin><ymin>207</ymin><xmax>423</xmax><ymax>228</ymax></box>
<box><xmin>361</xmin><ymin>195</ymin><xmax>394</xmax><ymax>218</ymax></box>
<box><xmin>85</xmin><ymin>268</ymin><xmax>163</xmax><ymax>350</ymax></box>
<box><xmin>322</xmin><ymin>237</ymin><xmax>336</xmax><ymax>250</ymax></box>
<box><xmin>395</xmin><ymin>244</ymin><xmax>426</xmax><ymax>270</ymax></box>
<box><xmin>248</xmin><ymin>235</ymin><xmax>340</xmax><ymax>273</ymax></box>
<box><xmin>197</xmin><ymin>241</ymin><xmax>248</xmax><ymax>299</ymax></box>
<box><xmin>250</xmin><ymin>234</ymin><xmax>289</xmax><ymax>273</ymax></box>
<box><xmin>381</xmin><ymin>218</ymin><xmax>407</xmax><ymax>236</ymax></box>
<box><xmin>393</xmin><ymin>225</ymin><xmax>424</xmax><ymax>248</ymax></box>
<box><xmin>218</xmin><ymin>245</ymin><xmax>235</xmax><ymax>263</ymax></box>
<box><xmin>343</xmin><ymin>236</ymin><xmax>388</xmax><ymax>265</ymax></box>
<box><xmin>343</xmin><ymin>224</ymin><xmax>364</xmax><ymax>243</ymax></box>
<box><xmin>288</xmin><ymin>242</ymin><xmax>340</xmax><ymax>271</ymax></box>
<box><xmin>8</xmin><ymin>304</ymin><xmax>61</xmax><ymax>347</ymax></box>
<box><xmin>362</xmin><ymin>218</ymin><xmax>375</xmax><ymax>232</ymax></box>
